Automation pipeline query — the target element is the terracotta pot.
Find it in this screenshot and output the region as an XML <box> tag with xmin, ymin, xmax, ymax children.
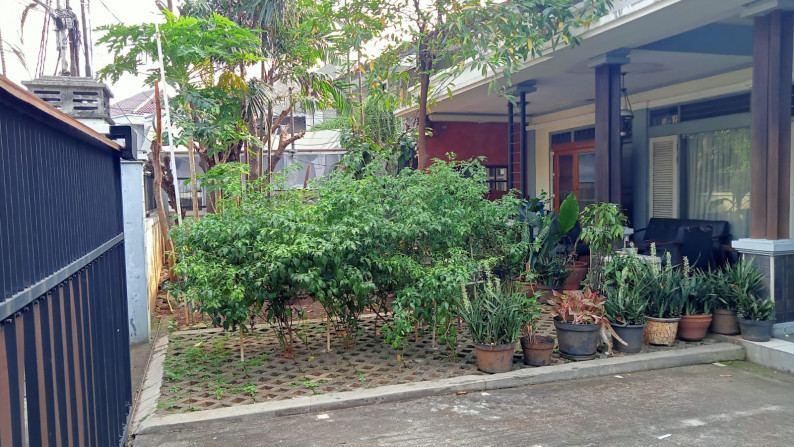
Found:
<box><xmin>643</xmin><ymin>316</ymin><xmax>680</xmax><ymax>346</ymax></box>
<box><xmin>474</xmin><ymin>342</ymin><xmax>517</xmax><ymax>373</ymax></box>
<box><xmin>611</xmin><ymin>323</ymin><xmax>646</xmax><ymax>354</ymax></box>
<box><xmin>738</xmin><ymin>318</ymin><xmax>774</xmax><ymax>342</ymax></box>
<box><xmin>563</xmin><ymin>261</ymin><xmax>588</xmax><ymax>290</ymax></box>
<box><xmin>519</xmin><ymin>335</ymin><xmax>555</xmax><ymax>366</ymax></box>
<box><xmin>553</xmin><ymin>318</ymin><xmax>600</xmax><ymax>360</ymax></box>
<box><xmin>678</xmin><ymin>314</ymin><xmax>713</xmax><ymax>342</ymax></box>
<box><xmin>711</xmin><ymin>308</ymin><xmax>740</xmax><ymax>335</ymax></box>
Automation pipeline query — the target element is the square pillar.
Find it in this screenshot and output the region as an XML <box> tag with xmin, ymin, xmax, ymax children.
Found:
<box><xmin>750</xmin><ymin>10</ymin><xmax>793</xmax><ymax>239</ymax></box>
<box><xmin>590</xmin><ymin>51</ymin><xmax>628</xmax><ymax>204</ymax></box>
<box><xmin>735</xmin><ymin>6</ymin><xmax>794</xmax><ymax>332</ymax></box>
<box><xmin>733</xmin><ymin>240</ymin><xmax>794</xmax><ymax>329</ymax></box>
<box><xmin>121</xmin><ymin>160</ymin><xmax>151</xmax><ymax>345</ymax></box>
<box><xmin>508</xmin><ymin>80</ymin><xmax>537</xmax><ymax>197</ymax></box>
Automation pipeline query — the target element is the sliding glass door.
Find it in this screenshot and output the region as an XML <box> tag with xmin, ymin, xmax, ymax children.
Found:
<box><xmin>684</xmin><ymin>128</ymin><xmax>751</xmax><ymax>239</ymax></box>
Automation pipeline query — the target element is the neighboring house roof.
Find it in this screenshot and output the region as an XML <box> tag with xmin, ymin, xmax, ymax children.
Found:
<box><xmin>110</xmin><ymin>90</ymin><xmax>156</xmax><ymax>117</ymax></box>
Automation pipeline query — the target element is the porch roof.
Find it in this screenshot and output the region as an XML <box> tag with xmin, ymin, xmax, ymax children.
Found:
<box><xmin>397</xmin><ymin>0</ymin><xmax>756</xmax><ymax>123</ymax></box>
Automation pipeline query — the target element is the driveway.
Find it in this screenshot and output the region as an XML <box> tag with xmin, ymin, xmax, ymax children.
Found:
<box><xmin>133</xmin><ymin>362</ymin><xmax>794</xmax><ymax>447</ymax></box>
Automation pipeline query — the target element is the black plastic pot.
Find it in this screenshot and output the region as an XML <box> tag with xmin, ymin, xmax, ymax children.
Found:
<box><xmin>711</xmin><ymin>308</ymin><xmax>740</xmax><ymax>335</ymax></box>
<box><xmin>738</xmin><ymin>318</ymin><xmax>774</xmax><ymax>342</ymax></box>
<box><xmin>610</xmin><ymin>323</ymin><xmax>646</xmax><ymax>354</ymax></box>
<box><xmin>554</xmin><ymin>317</ymin><xmax>600</xmax><ymax>360</ymax></box>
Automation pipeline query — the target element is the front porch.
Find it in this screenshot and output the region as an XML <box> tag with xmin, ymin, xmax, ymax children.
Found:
<box><xmin>413</xmin><ymin>0</ymin><xmax>794</xmax><ymax>326</ymax></box>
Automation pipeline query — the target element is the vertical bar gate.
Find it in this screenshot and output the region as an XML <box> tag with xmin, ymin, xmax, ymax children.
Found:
<box><xmin>0</xmin><ymin>77</ymin><xmax>131</xmax><ymax>446</ymax></box>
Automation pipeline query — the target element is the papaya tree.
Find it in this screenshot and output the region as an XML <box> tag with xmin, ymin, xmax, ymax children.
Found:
<box><xmin>97</xmin><ymin>10</ymin><xmax>263</xmax><ymax>215</ymax></box>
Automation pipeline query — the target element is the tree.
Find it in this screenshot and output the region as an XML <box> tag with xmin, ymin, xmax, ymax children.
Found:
<box><xmin>181</xmin><ymin>0</ymin><xmax>353</xmax><ymax>185</ymax></box>
<box><xmin>333</xmin><ymin>0</ymin><xmax>612</xmax><ymax>170</ymax></box>
<box><xmin>98</xmin><ymin>10</ymin><xmax>263</xmax><ymax>214</ymax></box>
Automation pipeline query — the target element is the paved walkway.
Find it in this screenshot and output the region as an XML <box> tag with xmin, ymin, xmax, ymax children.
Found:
<box><xmin>153</xmin><ymin>312</ymin><xmax>718</xmax><ymax>413</ymax></box>
<box><xmin>132</xmin><ymin>362</ymin><xmax>794</xmax><ymax>447</ymax></box>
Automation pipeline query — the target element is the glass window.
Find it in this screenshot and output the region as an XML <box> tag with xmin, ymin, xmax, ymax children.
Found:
<box><xmin>487</xmin><ymin>166</ymin><xmax>508</xmax><ymax>191</ymax></box>
<box><xmin>684</xmin><ymin>128</ymin><xmax>751</xmax><ymax>239</ymax></box>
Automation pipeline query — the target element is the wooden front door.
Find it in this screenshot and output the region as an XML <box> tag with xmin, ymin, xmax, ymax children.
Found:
<box><xmin>553</xmin><ymin>141</ymin><xmax>596</xmax><ymax>211</ymax></box>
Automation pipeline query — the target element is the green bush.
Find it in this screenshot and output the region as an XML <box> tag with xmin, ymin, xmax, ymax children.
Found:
<box><xmin>170</xmin><ymin>152</ymin><xmax>525</xmax><ymax>355</ymax></box>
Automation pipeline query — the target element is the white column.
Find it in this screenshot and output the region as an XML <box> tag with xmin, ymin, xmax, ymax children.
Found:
<box><xmin>121</xmin><ymin>160</ymin><xmax>151</xmax><ymax>345</ymax></box>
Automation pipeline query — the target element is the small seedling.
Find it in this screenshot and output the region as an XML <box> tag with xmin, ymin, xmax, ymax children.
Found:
<box><xmin>243</xmin><ymin>383</ymin><xmax>257</xmax><ymax>397</ymax></box>
<box><xmin>214</xmin><ymin>387</ymin><xmax>227</xmax><ymax>400</ymax></box>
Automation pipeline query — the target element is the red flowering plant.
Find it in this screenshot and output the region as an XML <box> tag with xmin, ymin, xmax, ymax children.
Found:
<box><xmin>548</xmin><ymin>287</ymin><xmax>608</xmax><ymax>325</ymax></box>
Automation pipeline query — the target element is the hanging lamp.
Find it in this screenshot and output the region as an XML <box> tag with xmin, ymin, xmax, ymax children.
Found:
<box><xmin>620</xmin><ymin>72</ymin><xmax>634</xmax><ymax>139</ymax></box>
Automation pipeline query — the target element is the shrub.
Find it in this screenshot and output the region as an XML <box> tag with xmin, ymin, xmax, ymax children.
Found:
<box><xmin>171</xmin><ymin>153</ymin><xmax>524</xmax><ymax>355</ymax></box>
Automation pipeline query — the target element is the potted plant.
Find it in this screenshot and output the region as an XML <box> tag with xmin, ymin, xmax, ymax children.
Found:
<box><xmin>519</xmin><ymin>290</ymin><xmax>553</xmax><ymax>366</ymax></box>
<box><xmin>728</xmin><ymin>260</ymin><xmax>775</xmax><ymax>342</ymax></box>
<box><xmin>548</xmin><ymin>287</ymin><xmax>607</xmax><ymax>360</ymax></box>
<box><xmin>459</xmin><ymin>277</ymin><xmax>524</xmax><ymax>373</ymax></box>
<box><xmin>604</xmin><ymin>252</ymin><xmax>652</xmax><ymax>353</ymax></box>
<box><xmin>579</xmin><ymin>202</ymin><xmax>628</xmax><ymax>292</ymax></box>
<box><xmin>710</xmin><ymin>260</ymin><xmax>753</xmax><ymax>336</ymax></box>
<box><xmin>644</xmin><ymin>250</ymin><xmax>685</xmax><ymax>346</ymax></box>
<box><xmin>737</xmin><ymin>297</ymin><xmax>776</xmax><ymax>342</ymax></box>
<box><xmin>678</xmin><ymin>259</ymin><xmax>716</xmax><ymax>342</ymax></box>
<box><xmin>522</xmin><ymin>194</ymin><xmax>580</xmax><ymax>299</ymax></box>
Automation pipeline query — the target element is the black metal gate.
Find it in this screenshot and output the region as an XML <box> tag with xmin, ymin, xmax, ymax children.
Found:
<box><xmin>0</xmin><ymin>77</ymin><xmax>131</xmax><ymax>446</ymax></box>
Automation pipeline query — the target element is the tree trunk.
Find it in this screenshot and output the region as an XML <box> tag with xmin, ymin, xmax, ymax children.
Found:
<box><xmin>268</xmin><ymin>126</ymin><xmax>305</xmax><ymax>181</ymax></box>
<box><xmin>161</xmin><ymin>154</ymin><xmax>184</xmax><ymax>222</ymax></box>
<box><xmin>196</xmin><ymin>149</ymin><xmax>218</xmax><ymax>213</ymax></box>
<box><xmin>416</xmin><ymin>71</ymin><xmax>430</xmax><ymax>170</ymax></box>
<box><xmin>266</xmin><ymin>103</ymin><xmax>274</xmax><ymax>189</ymax></box>
<box><xmin>247</xmin><ymin>116</ymin><xmax>259</xmax><ymax>182</ymax></box>
<box><xmin>257</xmin><ymin>113</ymin><xmax>265</xmax><ymax>180</ymax></box>
<box><xmin>187</xmin><ymin>136</ymin><xmax>200</xmax><ymax>220</ymax></box>
<box><xmin>264</xmin><ymin>104</ymin><xmax>304</xmax><ymax>186</ymax></box>
<box><xmin>153</xmin><ymin>81</ymin><xmax>175</xmax><ymax>279</ymax></box>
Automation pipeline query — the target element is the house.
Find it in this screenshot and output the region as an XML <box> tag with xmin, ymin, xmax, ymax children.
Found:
<box><xmin>264</xmin><ymin>129</ymin><xmax>346</xmax><ymax>189</ymax></box>
<box><xmin>111</xmin><ymin>90</ymin><xmax>344</xmax><ymax>201</ymax></box>
<box><xmin>399</xmin><ymin>0</ymin><xmax>794</xmax><ymax>328</ymax></box>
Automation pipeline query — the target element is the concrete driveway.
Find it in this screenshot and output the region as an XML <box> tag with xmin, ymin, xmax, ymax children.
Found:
<box><xmin>132</xmin><ymin>362</ymin><xmax>794</xmax><ymax>447</ymax></box>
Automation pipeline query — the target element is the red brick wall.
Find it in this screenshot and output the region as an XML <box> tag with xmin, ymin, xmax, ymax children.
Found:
<box><xmin>426</xmin><ymin>121</ymin><xmax>508</xmax><ymax>165</ymax></box>
<box><xmin>425</xmin><ymin>121</ymin><xmax>515</xmax><ymax>199</ymax></box>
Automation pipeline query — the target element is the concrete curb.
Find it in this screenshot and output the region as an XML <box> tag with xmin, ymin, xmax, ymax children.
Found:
<box><xmin>136</xmin><ymin>342</ymin><xmax>743</xmax><ymax>435</ymax></box>
<box><xmin>709</xmin><ymin>334</ymin><xmax>794</xmax><ymax>374</ymax></box>
<box><xmin>132</xmin><ymin>336</ymin><xmax>169</xmax><ymax>434</ymax></box>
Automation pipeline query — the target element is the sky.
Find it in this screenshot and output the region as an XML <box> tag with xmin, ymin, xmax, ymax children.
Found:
<box><xmin>2</xmin><ymin>0</ymin><xmax>163</xmax><ymax>102</ymax></box>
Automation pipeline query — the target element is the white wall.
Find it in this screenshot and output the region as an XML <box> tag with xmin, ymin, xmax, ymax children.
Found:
<box><xmin>145</xmin><ymin>215</ymin><xmax>166</xmax><ymax>316</ymax></box>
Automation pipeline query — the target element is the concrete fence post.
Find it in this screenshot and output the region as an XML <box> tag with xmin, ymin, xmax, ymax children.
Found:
<box><xmin>121</xmin><ymin>160</ymin><xmax>151</xmax><ymax>345</ymax></box>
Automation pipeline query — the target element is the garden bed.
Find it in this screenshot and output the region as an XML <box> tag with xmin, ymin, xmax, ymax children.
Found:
<box><xmin>156</xmin><ymin>309</ymin><xmax>719</xmax><ymax>414</ymax></box>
